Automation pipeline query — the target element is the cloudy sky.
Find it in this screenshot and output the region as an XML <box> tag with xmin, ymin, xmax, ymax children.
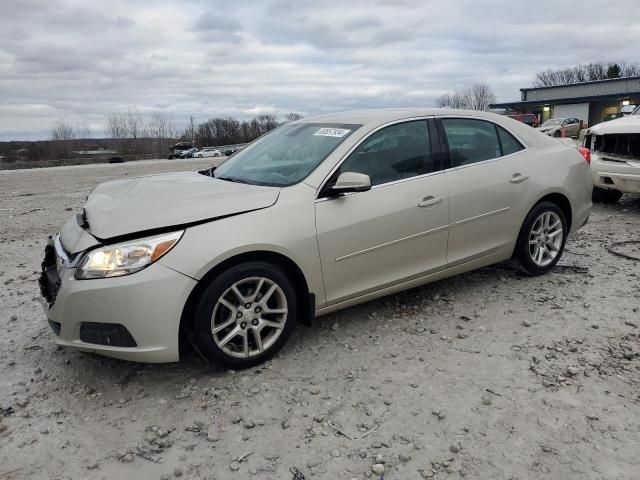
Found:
<box><xmin>1</xmin><ymin>0</ymin><xmax>638</xmax><ymax>140</ymax></box>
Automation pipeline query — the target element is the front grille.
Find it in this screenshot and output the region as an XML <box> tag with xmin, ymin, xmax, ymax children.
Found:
<box><xmin>39</xmin><ymin>244</ymin><xmax>61</xmax><ymax>306</ymax></box>
<box><xmin>79</xmin><ymin>322</ymin><xmax>137</xmax><ymax>348</ymax></box>
<box><xmin>595</xmin><ymin>134</ymin><xmax>640</xmax><ymax>160</ymax></box>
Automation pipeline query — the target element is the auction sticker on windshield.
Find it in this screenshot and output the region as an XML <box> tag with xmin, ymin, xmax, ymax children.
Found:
<box><xmin>314</xmin><ymin>128</ymin><xmax>351</xmax><ymax>138</ymax></box>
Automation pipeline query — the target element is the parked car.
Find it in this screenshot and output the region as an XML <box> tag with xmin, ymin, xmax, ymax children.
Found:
<box><xmin>506</xmin><ymin>113</ymin><xmax>539</xmax><ymax>128</ymax></box>
<box><xmin>536</xmin><ymin>117</ymin><xmax>581</xmax><ymax>138</ymax></box>
<box><xmin>224</xmin><ymin>147</ymin><xmax>239</xmax><ymax>156</ymax></box>
<box><xmin>39</xmin><ymin>109</ymin><xmax>591</xmax><ymax>367</ymax></box>
<box><xmin>194</xmin><ymin>148</ymin><xmax>222</xmax><ymax>158</ymax></box>
<box><xmin>168</xmin><ymin>142</ymin><xmax>193</xmax><ymax>159</ymax></box>
<box><xmin>582</xmin><ymin>105</ymin><xmax>640</xmax><ymax>203</ymax></box>
<box><xmin>179</xmin><ymin>148</ymin><xmax>198</xmax><ymax>159</ymax></box>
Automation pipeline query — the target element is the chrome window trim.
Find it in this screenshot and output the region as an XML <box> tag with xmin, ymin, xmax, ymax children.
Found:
<box><xmin>315</xmin><ymin>114</ymin><xmax>531</xmax><ymax>201</ymax></box>
<box><xmin>315</xmin><ymin>116</ymin><xmax>435</xmax><ymax>201</ymax></box>
<box><xmin>443</xmin><ymin>147</ymin><xmax>530</xmax><ymax>173</ymax></box>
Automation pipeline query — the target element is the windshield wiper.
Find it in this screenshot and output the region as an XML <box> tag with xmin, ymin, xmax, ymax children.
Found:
<box><xmin>215</xmin><ymin>175</ymin><xmax>252</xmax><ymax>184</ymax></box>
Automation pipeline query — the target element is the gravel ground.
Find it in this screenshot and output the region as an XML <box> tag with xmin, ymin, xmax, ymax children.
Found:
<box><xmin>1</xmin><ymin>159</ymin><xmax>639</xmax><ymax>480</ymax></box>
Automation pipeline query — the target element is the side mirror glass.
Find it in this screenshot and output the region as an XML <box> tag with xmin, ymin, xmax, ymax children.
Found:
<box><xmin>329</xmin><ymin>172</ymin><xmax>371</xmax><ymax>195</ymax></box>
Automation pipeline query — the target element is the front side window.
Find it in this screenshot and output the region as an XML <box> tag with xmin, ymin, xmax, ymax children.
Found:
<box><xmin>335</xmin><ymin>120</ymin><xmax>431</xmax><ymax>186</ymax></box>
<box><xmin>213</xmin><ymin>123</ymin><xmax>360</xmax><ymax>186</ymax></box>
<box><xmin>442</xmin><ymin>118</ymin><xmax>502</xmax><ymax>167</ymax></box>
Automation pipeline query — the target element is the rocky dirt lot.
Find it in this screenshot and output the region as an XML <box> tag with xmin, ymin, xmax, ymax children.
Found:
<box><xmin>1</xmin><ymin>159</ymin><xmax>639</xmax><ymax>480</ymax></box>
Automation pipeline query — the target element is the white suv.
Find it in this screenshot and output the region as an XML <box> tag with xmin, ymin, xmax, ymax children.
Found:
<box><xmin>583</xmin><ymin>106</ymin><xmax>640</xmax><ymax>203</ymax></box>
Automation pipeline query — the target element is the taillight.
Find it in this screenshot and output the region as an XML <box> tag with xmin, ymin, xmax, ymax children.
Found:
<box><xmin>577</xmin><ymin>147</ymin><xmax>591</xmax><ymax>164</ymax></box>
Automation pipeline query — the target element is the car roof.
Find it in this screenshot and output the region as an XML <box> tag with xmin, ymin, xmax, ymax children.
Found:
<box><xmin>298</xmin><ymin>108</ymin><xmax>558</xmax><ymax>149</ymax></box>
<box><xmin>300</xmin><ymin>108</ymin><xmax>518</xmax><ymax>127</ymax></box>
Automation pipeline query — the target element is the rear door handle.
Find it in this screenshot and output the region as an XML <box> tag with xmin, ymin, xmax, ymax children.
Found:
<box><xmin>418</xmin><ymin>196</ymin><xmax>443</xmax><ymax>208</ymax></box>
<box><xmin>510</xmin><ymin>174</ymin><xmax>529</xmax><ymax>184</ymax></box>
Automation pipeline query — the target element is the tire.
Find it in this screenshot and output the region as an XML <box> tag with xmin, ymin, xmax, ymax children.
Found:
<box><xmin>592</xmin><ymin>187</ymin><xmax>622</xmax><ymax>204</ymax></box>
<box><xmin>192</xmin><ymin>261</ymin><xmax>298</xmax><ymax>368</ymax></box>
<box><xmin>511</xmin><ymin>201</ymin><xmax>568</xmax><ymax>276</ymax></box>
<box><xmin>553</xmin><ymin>130</ymin><xmax>562</xmax><ymax>138</ymax></box>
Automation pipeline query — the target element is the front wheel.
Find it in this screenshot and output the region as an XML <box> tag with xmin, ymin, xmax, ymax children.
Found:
<box><xmin>192</xmin><ymin>262</ymin><xmax>298</xmax><ymax>368</ymax></box>
<box><xmin>511</xmin><ymin>201</ymin><xmax>568</xmax><ymax>276</ymax></box>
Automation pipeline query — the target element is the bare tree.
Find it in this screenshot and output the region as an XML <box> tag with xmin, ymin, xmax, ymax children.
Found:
<box><xmin>437</xmin><ymin>92</ymin><xmax>466</xmax><ymax>109</ymax></box>
<box><xmin>461</xmin><ymin>83</ymin><xmax>497</xmax><ymax>111</ymax></box>
<box><xmin>147</xmin><ymin>113</ymin><xmax>177</xmax><ymax>156</ymax></box>
<box><xmin>284</xmin><ymin>112</ymin><xmax>304</xmax><ymax>123</ymax></box>
<box><xmin>50</xmin><ymin>120</ymin><xmax>75</xmax><ymax>141</ymax></box>
<box><xmin>126</xmin><ymin>106</ymin><xmax>144</xmax><ymax>140</ymax></box>
<box><xmin>75</xmin><ymin>121</ymin><xmax>91</xmax><ymax>139</ymax></box>
<box><xmin>437</xmin><ymin>83</ymin><xmax>496</xmax><ymax>111</ymax></box>
<box><xmin>49</xmin><ymin>120</ymin><xmax>75</xmax><ymax>159</ymax></box>
<box><xmin>534</xmin><ymin>61</ymin><xmax>640</xmax><ymax>87</ymax></box>
<box><xmin>106</xmin><ymin>112</ymin><xmax>128</xmax><ymax>153</ymax></box>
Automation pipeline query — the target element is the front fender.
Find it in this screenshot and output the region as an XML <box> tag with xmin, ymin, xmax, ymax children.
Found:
<box><xmin>158</xmin><ymin>184</ymin><xmax>326</xmax><ymax>307</ymax></box>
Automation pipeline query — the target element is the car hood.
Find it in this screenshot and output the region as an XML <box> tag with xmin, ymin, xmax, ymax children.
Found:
<box><xmin>82</xmin><ymin>171</ymin><xmax>280</xmax><ymax>241</ymax></box>
<box><xmin>587</xmin><ymin>115</ymin><xmax>640</xmax><ymax>135</ymax></box>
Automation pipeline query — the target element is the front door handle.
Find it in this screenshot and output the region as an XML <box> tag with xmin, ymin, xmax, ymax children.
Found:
<box><xmin>510</xmin><ymin>173</ymin><xmax>529</xmax><ymax>184</ymax></box>
<box><xmin>418</xmin><ymin>196</ymin><xmax>442</xmax><ymax>208</ymax></box>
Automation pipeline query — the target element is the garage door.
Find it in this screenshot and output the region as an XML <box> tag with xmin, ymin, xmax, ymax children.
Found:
<box><xmin>553</xmin><ymin>103</ymin><xmax>589</xmax><ymax>123</ymax></box>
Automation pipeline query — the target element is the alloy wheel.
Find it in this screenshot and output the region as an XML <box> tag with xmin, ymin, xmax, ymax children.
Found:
<box><xmin>528</xmin><ymin>211</ymin><xmax>563</xmax><ymax>267</ymax></box>
<box><xmin>211</xmin><ymin>277</ymin><xmax>288</xmax><ymax>358</ymax></box>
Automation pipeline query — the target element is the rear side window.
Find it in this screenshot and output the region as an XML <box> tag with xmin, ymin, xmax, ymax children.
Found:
<box><xmin>442</xmin><ymin>119</ymin><xmax>502</xmax><ymax>167</ymax></box>
<box><xmin>497</xmin><ymin>126</ymin><xmax>524</xmax><ymax>156</ymax></box>
<box><xmin>337</xmin><ymin>120</ymin><xmax>431</xmax><ymax>186</ymax></box>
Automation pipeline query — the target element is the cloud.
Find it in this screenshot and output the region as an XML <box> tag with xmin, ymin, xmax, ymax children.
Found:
<box><xmin>0</xmin><ymin>0</ymin><xmax>639</xmax><ymax>140</ymax></box>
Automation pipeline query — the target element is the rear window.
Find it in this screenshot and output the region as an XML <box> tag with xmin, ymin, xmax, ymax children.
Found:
<box><xmin>497</xmin><ymin>126</ymin><xmax>524</xmax><ymax>156</ymax></box>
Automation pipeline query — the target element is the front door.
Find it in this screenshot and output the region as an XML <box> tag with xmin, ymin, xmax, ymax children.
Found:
<box><xmin>315</xmin><ymin>119</ymin><xmax>449</xmax><ymax>305</ymax></box>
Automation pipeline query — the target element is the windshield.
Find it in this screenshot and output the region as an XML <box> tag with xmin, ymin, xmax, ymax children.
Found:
<box><xmin>541</xmin><ymin>119</ymin><xmax>562</xmax><ymax>126</ymax></box>
<box><xmin>213</xmin><ymin>123</ymin><xmax>361</xmax><ymax>186</ymax></box>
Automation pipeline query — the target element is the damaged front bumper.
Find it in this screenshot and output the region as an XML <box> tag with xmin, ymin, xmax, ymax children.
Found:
<box><xmin>39</xmin><ymin>233</ymin><xmax>196</xmax><ymax>363</ymax></box>
<box><xmin>591</xmin><ymin>152</ymin><xmax>640</xmax><ymax>195</ymax></box>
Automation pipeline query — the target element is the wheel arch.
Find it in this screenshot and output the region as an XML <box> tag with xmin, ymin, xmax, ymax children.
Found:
<box><xmin>512</xmin><ymin>191</ymin><xmax>573</xmax><ymax>258</ymax></box>
<box><xmin>179</xmin><ymin>250</ymin><xmax>314</xmax><ymax>357</ymax></box>
<box><xmin>535</xmin><ymin>192</ymin><xmax>572</xmax><ymax>231</ymax></box>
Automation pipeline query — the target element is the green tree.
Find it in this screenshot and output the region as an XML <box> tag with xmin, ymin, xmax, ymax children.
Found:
<box><xmin>606</xmin><ymin>63</ymin><xmax>621</xmax><ymax>78</ymax></box>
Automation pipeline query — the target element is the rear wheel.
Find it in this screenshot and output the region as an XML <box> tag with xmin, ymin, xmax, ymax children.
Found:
<box><xmin>592</xmin><ymin>187</ymin><xmax>622</xmax><ymax>204</ymax></box>
<box><xmin>192</xmin><ymin>262</ymin><xmax>297</xmax><ymax>368</ymax></box>
<box><xmin>511</xmin><ymin>201</ymin><xmax>567</xmax><ymax>276</ymax></box>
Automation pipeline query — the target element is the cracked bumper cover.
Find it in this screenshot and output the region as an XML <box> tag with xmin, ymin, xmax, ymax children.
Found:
<box><xmin>40</xmin><ymin>238</ymin><xmax>197</xmax><ymax>363</ymax></box>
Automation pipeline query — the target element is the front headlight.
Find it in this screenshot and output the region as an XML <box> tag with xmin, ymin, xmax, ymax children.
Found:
<box><xmin>75</xmin><ymin>230</ymin><xmax>184</xmax><ymax>279</ymax></box>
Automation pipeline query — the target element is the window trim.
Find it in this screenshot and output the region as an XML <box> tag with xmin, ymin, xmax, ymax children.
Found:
<box><xmin>316</xmin><ymin>116</ymin><xmax>437</xmax><ymax>200</ymax></box>
<box><xmin>436</xmin><ymin>116</ymin><xmax>529</xmax><ymax>173</ymax></box>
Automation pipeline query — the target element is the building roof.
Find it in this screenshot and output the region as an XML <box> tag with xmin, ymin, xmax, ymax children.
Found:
<box><xmin>520</xmin><ymin>75</ymin><xmax>640</xmax><ymax>93</ymax></box>
<box><xmin>491</xmin><ymin>91</ymin><xmax>640</xmax><ymax>110</ymax></box>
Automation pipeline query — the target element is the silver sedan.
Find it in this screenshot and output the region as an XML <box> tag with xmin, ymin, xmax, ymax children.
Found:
<box><xmin>39</xmin><ymin>109</ymin><xmax>592</xmax><ymax>367</ymax></box>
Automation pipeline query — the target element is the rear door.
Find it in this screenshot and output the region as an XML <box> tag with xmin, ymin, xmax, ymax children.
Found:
<box><xmin>439</xmin><ymin>117</ymin><xmax>533</xmax><ymax>265</ymax></box>
<box><xmin>315</xmin><ymin>119</ymin><xmax>449</xmax><ymax>305</ymax></box>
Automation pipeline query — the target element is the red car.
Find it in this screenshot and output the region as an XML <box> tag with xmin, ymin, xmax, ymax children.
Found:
<box><xmin>506</xmin><ymin>113</ymin><xmax>540</xmax><ymax>128</ymax></box>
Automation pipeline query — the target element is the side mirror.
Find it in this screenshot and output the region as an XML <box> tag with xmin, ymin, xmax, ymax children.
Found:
<box><xmin>328</xmin><ymin>172</ymin><xmax>371</xmax><ymax>195</ymax></box>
